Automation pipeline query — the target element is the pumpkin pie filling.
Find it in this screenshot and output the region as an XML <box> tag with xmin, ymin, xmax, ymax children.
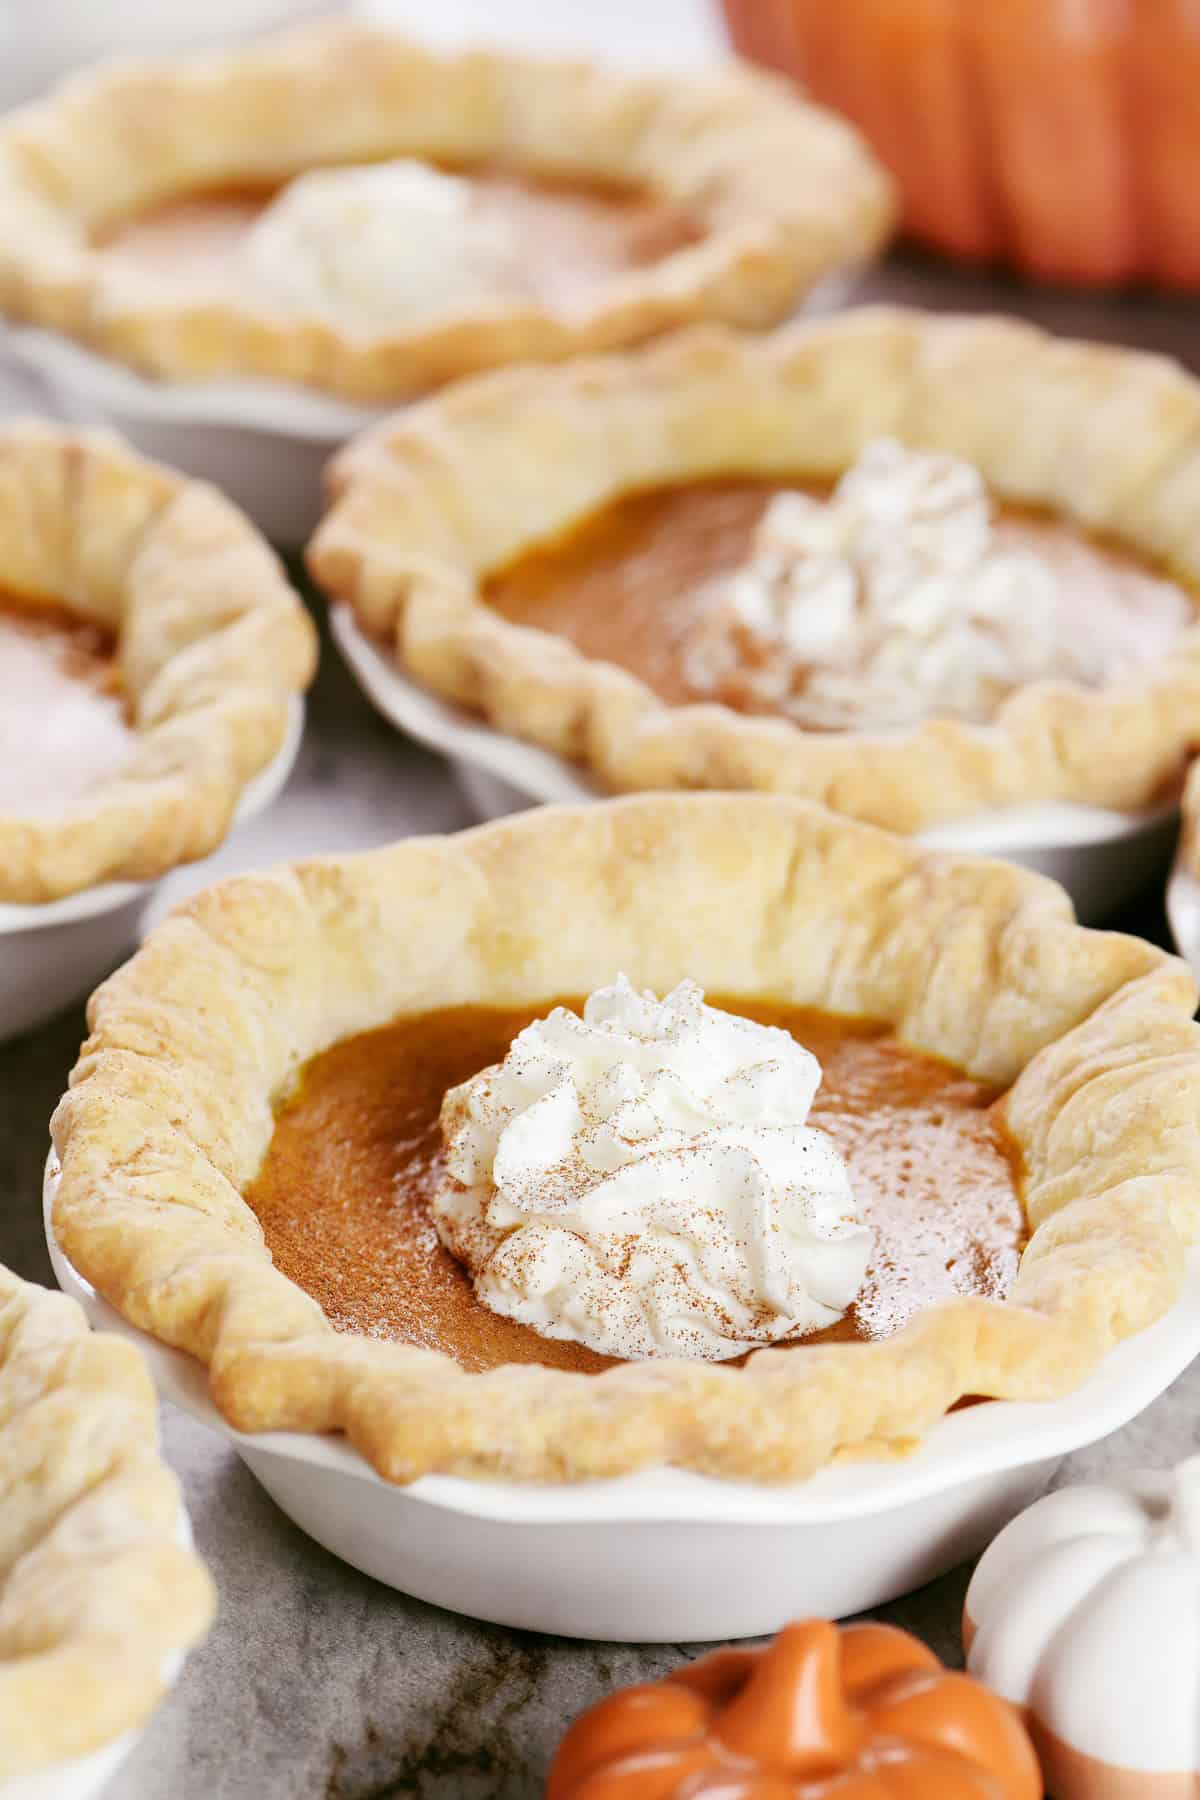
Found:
<box><xmin>483</xmin><ymin>471</ymin><xmax>1195</xmax><ymax>729</ymax></box>
<box><xmin>96</xmin><ymin>164</ymin><xmax>704</xmax><ymax>317</ymax></box>
<box><xmin>243</xmin><ymin>997</ymin><xmax>1026</xmax><ymax>1375</ymax></box>
<box><xmin>0</xmin><ymin>591</ymin><xmax>132</xmax><ymax>818</ymax></box>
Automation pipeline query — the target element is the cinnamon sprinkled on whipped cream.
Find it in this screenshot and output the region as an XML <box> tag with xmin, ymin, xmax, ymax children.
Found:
<box><xmin>431</xmin><ymin>976</ymin><xmax>871</xmax><ymax>1362</ymax></box>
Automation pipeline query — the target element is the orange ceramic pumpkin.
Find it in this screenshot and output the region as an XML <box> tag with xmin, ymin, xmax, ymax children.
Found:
<box><xmin>547</xmin><ymin>1618</ymin><xmax>1042</xmax><ymax>1799</ymax></box>
<box><xmin>722</xmin><ymin>0</ymin><xmax>1200</xmax><ymax>289</ymax></box>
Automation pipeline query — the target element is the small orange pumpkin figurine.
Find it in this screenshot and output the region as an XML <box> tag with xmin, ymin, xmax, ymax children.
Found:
<box><xmin>547</xmin><ymin>1619</ymin><xmax>1042</xmax><ymax>1799</ymax></box>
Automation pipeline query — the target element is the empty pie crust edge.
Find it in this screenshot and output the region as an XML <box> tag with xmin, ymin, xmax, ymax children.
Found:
<box><xmin>312</xmin><ymin>307</ymin><xmax>1200</xmax><ymax>833</ymax></box>
<box><xmin>50</xmin><ymin>794</ymin><xmax>1200</xmax><ymax>1486</ymax></box>
<box><xmin>0</xmin><ymin>419</ymin><xmax>317</xmax><ymax>904</ymax></box>
<box><xmin>0</xmin><ymin>24</ymin><xmax>894</xmax><ymax>405</ymax></box>
<box><xmin>0</xmin><ymin>1264</ymin><xmax>214</xmax><ymax>1779</ymax></box>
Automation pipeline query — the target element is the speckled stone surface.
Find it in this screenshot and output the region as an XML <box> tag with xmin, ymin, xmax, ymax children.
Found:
<box><xmin>2</xmin><ymin>3</ymin><xmax>1200</xmax><ymax>1790</ymax></box>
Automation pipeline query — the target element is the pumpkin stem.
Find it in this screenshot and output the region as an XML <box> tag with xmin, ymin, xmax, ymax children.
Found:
<box><xmin>711</xmin><ymin>1619</ymin><xmax>862</xmax><ymax>1770</ymax></box>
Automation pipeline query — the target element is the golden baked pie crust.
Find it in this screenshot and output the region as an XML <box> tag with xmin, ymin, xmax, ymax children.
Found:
<box><xmin>312</xmin><ymin>308</ymin><xmax>1200</xmax><ymax>833</ymax></box>
<box><xmin>0</xmin><ymin>419</ymin><xmax>316</xmax><ymax>903</ymax></box>
<box><xmin>0</xmin><ymin>24</ymin><xmax>894</xmax><ymax>404</ymax></box>
<box><xmin>50</xmin><ymin>795</ymin><xmax>1200</xmax><ymax>1485</ymax></box>
<box><xmin>0</xmin><ymin>1265</ymin><xmax>213</xmax><ymax>1778</ymax></box>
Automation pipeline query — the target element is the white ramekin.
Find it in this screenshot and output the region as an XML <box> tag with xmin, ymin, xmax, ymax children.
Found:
<box><xmin>332</xmin><ymin>605</ymin><xmax>1179</xmax><ymax>926</ymax></box>
<box><xmin>0</xmin><ymin>698</ymin><xmax>303</xmax><ymax>1045</ymax></box>
<box><xmin>45</xmin><ymin>1162</ymin><xmax>1200</xmax><ymax>1643</ymax></box>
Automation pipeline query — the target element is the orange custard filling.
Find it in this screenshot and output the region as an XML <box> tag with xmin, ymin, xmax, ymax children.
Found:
<box><xmin>483</xmin><ymin>474</ymin><xmax>1194</xmax><ymax>725</ymax></box>
<box><xmin>97</xmin><ymin>166</ymin><xmax>703</xmax><ymax>311</ymax></box>
<box><xmin>243</xmin><ymin>998</ymin><xmax>1026</xmax><ymax>1374</ymax></box>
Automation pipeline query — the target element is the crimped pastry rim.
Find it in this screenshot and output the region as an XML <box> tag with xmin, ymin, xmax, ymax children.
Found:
<box><xmin>0</xmin><ymin>23</ymin><xmax>894</xmax><ymax>405</ymax></box>
<box><xmin>0</xmin><ymin>417</ymin><xmax>316</xmax><ymax>904</ymax></box>
<box><xmin>0</xmin><ymin>1265</ymin><xmax>214</xmax><ymax>1779</ymax></box>
<box><xmin>310</xmin><ymin>307</ymin><xmax>1200</xmax><ymax>833</ymax></box>
<box><xmin>50</xmin><ymin>794</ymin><xmax>1200</xmax><ymax>1487</ymax></box>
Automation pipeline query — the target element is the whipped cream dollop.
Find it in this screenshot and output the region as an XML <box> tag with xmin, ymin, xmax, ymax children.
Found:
<box><xmin>431</xmin><ymin>976</ymin><xmax>871</xmax><ymax>1362</ymax></box>
<box><xmin>243</xmin><ymin>159</ymin><xmax>528</xmax><ymax>326</ymax></box>
<box><xmin>694</xmin><ymin>438</ymin><xmax>1100</xmax><ymax>730</ymax></box>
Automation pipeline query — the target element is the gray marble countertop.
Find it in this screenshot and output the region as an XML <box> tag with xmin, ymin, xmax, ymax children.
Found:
<box><xmin>2</xmin><ymin>0</ymin><xmax>1199</xmax><ymax>1776</ymax></box>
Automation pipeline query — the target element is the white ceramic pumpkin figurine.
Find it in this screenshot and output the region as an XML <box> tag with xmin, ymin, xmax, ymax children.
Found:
<box><xmin>964</xmin><ymin>1457</ymin><xmax>1200</xmax><ymax>1799</ymax></box>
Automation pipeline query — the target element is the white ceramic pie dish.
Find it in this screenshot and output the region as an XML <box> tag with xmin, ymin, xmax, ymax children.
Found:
<box><xmin>0</xmin><ymin>697</ymin><xmax>304</xmax><ymax>1046</ymax></box>
<box><xmin>45</xmin><ymin>1161</ymin><xmax>1200</xmax><ymax>1643</ymax></box>
<box><xmin>332</xmin><ymin>604</ymin><xmax>1179</xmax><ymax>926</ymax></box>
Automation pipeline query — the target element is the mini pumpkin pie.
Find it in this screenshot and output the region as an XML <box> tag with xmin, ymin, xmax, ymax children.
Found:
<box><xmin>50</xmin><ymin>794</ymin><xmax>1200</xmax><ymax>1484</ymax></box>
<box><xmin>0</xmin><ymin>418</ymin><xmax>316</xmax><ymax>904</ymax></box>
<box><xmin>0</xmin><ymin>23</ymin><xmax>893</xmax><ymax>405</ymax></box>
<box><xmin>0</xmin><ymin>1262</ymin><xmax>214</xmax><ymax>1782</ymax></box>
<box><xmin>312</xmin><ymin>307</ymin><xmax>1200</xmax><ymax>834</ymax></box>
